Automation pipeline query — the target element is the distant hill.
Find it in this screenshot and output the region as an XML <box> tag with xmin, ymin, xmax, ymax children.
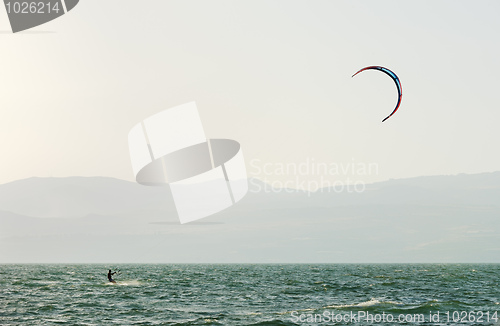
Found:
<box><xmin>0</xmin><ymin>176</ymin><xmax>176</xmax><ymax>218</ymax></box>
<box><xmin>0</xmin><ymin>172</ymin><xmax>499</xmax><ymax>263</ymax></box>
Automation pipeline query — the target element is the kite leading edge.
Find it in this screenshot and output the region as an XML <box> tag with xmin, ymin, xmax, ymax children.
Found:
<box><xmin>352</xmin><ymin>66</ymin><xmax>402</xmax><ymax>122</ymax></box>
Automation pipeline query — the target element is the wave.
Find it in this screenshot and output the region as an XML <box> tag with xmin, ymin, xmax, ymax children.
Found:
<box><xmin>325</xmin><ymin>298</ymin><xmax>473</xmax><ymax>312</ymax></box>
<box><xmin>277</xmin><ymin>308</ymin><xmax>316</xmax><ymax>315</ymax></box>
<box><xmin>118</xmin><ymin>280</ymin><xmax>142</xmax><ymax>286</ymax></box>
<box><xmin>248</xmin><ymin>321</ymin><xmax>299</xmax><ymax>326</ymax></box>
<box><xmin>325</xmin><ymin>298</ymin><xmax>403</xmax><ymax>309</ymax></box>
<box><xmin>104</xmin><ymin>279</ymin><xmax>141</xmax><ymax>286</ymax></box>
<box><xmin>166</xmin><ymin>317</ymin><xmax>297</xmax><ymax>326</ymax></box>
<box><xmin>277</xmin><ymin>299</ymin><xmax>403</xmax><ymax>316</ymax></box>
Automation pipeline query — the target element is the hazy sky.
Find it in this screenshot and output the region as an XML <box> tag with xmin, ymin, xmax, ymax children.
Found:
<box><xmin>1</xmin><ymin>0</ymin><xmax>499</xmax><ymax>187</ymax></box>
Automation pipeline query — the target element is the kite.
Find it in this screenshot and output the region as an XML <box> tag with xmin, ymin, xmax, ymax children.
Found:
<box><xmin>352</xmin><ymin>66</ymin><xmax>402</xmax><ymax>122</ymax></box>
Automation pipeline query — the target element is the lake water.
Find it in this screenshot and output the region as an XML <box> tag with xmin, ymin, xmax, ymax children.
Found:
<box><xmin>1</xmin><ymin>264</ymin><xmax>499</xmax><ymax>325</ymax></box>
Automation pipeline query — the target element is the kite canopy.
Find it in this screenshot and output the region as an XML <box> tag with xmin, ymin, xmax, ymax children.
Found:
<box><xmin>352</xmin><ymin>66</ymin><xmax>402</xmax><ymax>122</ymax></box>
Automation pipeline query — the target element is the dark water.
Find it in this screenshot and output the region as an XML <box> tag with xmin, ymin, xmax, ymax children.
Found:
<box><xmin>1</xmin><ymin>264</ymin><xmax>499</xmax><ymax>325</ymax></box>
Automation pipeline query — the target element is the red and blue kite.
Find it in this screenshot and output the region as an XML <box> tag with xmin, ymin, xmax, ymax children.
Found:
<box><xmin>352</xmin><ymin>66</ymin><xmax>403</xmax><ymax>122</ymax></box>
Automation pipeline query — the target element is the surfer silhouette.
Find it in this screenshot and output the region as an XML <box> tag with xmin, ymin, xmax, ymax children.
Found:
<box><xmin>107</xmin><ymin>269</ymin><xmax>116</xmax><ymax>283</ymax></box>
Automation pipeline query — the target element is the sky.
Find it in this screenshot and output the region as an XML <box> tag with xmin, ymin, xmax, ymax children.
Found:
<box><xmin>1</xmin><ymin>0</ymin><xmax>499</xmax><ymax>188</ymax></box>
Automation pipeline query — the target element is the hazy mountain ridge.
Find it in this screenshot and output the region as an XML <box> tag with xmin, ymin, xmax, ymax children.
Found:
<box><xmin>0</xmin><ymin>172</ymin><xmax>499</xmax><ymax>263</ymax></box>
<box><xmin>0</xmin><ymin>176</ymin><xmax>176</xmax><ymax>218</ymax></box>
<box><xmin>1</xmin><ymin>172</ymin><xmax>499</xmax><ymax>219</ymax></box>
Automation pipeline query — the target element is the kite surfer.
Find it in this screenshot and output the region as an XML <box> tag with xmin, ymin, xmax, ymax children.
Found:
<box><xmin>107</xmin><ymin>269</ymin><xmax>117</xmax><ymax>283</ymax></box>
